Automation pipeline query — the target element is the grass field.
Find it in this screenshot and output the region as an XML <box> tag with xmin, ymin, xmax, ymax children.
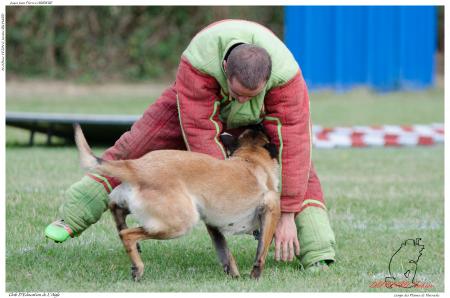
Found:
<box><xmin>5</xmin><ymin>80</ymin><xmax>445</xmax><ymax>292</ymax></box>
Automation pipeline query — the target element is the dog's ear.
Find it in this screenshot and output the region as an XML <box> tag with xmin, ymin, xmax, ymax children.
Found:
<box><xmin>263</xmin><ymin>143</ymin><xmax>278</xmax><ymax>159</ymax></box>
<box><xmin>220</xmin><ymin>133</ymin><xmax>239</xmax><ymax>157</ymax></box>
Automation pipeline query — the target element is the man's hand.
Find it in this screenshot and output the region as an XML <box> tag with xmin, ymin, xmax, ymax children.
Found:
<box><xmin>274</xmin><ymin>212</ymin><xmax>300</xmax><ymax>261</ymax></box>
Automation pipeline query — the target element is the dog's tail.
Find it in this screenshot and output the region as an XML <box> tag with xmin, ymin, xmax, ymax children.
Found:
<box><xmin>74</xmin><ymin>124</ymin><xmax>135</xmax><ymax>182</ymax></box>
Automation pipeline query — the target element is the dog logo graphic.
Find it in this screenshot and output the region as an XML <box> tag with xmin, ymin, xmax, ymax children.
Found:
<box><xmin>385</xmin><ymin>238</ymin><xmax>424</xmax><ymax>288</ymax></box>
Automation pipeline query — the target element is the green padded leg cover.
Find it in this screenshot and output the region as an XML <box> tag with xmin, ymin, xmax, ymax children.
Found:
<box><xmin>295</xmin><ymin>204</ymin><xmax>336</xmax><ymax>269</ymax></box>
<box><xmin>59</xmin><ymin>175</ymin><xmax>110</xmax><ymax>236</ymax></box>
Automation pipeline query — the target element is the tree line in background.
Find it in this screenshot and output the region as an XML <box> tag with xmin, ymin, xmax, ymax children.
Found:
<box><xmin>6</xmin><ymin>6</ymin><xmax>283</xmax><ymax>82</ymax></box>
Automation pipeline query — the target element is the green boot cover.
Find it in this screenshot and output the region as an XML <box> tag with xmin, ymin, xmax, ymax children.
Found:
<box><xmin>59</xmin><ymin>174</ymin><xmax>111</xmax><ymax>236</ymax></box>
<box><xmin>295</xmin><ymin>200</ymin><xmax>336</xmax><ymax>269</ymax></box>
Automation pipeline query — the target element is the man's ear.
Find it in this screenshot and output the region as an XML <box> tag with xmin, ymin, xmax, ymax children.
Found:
<box><xmin>263</xmin><ymin>143</ymin><xmax>278</xmax><ymax>159</ymax></box>
<box><xmin>223</xmin><ymin>60</ymin><xmax>227</xmax><ymax>72</ymax></box>
<box><xmin>220</xmin><ymin>133</ymin><xmax>238</xmax><ymax>157</ymax></box>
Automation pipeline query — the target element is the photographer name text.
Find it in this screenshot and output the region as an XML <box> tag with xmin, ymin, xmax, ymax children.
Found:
<box><xmin>1</xmin><ymin>13</ymin><xmax>4</xmax><ymax>72</ymax></box>
<box><xmin>9</xmin><ymin>1</ymin><xmax>53</xmax><ymax>4</ymax></box>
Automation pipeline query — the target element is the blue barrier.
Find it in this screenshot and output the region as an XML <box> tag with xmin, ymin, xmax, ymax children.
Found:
<box><xmin>284</xmin><ymin>6</ymin><xmax>437</xmax><ymax>91</ymax></box>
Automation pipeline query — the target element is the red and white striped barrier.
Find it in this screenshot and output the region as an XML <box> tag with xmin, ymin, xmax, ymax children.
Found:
<box><xmin>312</xmin><ymin>123</ymin><xmax>444</xmax><ymax>148</ymax></box>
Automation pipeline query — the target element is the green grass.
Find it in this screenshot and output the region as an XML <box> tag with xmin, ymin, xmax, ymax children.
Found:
<box><xmin>5</xmin><ymin>81</ymin><xmax>444</xmax><ymax>292</ymax></box>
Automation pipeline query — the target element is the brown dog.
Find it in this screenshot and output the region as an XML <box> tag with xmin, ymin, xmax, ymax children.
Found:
<box><xmin>74</xmin><ymin>124</ymin><xmax>281</xmax><ymax>281</ymax></box>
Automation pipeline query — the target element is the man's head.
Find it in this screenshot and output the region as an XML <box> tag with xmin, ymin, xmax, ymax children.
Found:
<box><xmin>223</xmin><ymin>44</ymin><xmax>272</xmax><ymax>103</ymax></box>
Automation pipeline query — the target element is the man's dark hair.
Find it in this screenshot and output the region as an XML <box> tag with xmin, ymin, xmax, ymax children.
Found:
<box><xmin>226</xmin><ymin>44</ymin><xmax>272</xmax><ymax>90</ymax></box>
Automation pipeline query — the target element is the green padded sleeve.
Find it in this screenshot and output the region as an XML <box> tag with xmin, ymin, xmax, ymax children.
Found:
<box><xmin>59</xmin><ymin>175</ymin><xmax>110</xmax><ymax>236</ymax></box>
<box><xmin>295</xmin><ymin>205</ymin><xmax>336</xmax><ymax>268</ymax></box>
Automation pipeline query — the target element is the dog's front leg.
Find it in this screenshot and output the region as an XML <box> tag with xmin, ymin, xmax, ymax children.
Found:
<box><xmin>206</xmin><ymin>224</ymin><xmax>240</xmax><ymax>278</ymax></box>
<box><xmin>250</xmin><ymin>191</ymin><xmax>281</xmax><ymax>279</ymax></box>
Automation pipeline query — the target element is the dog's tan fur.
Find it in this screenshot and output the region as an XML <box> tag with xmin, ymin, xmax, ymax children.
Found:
<box><xmin>74</xmin><ymin>124</ymin><xmax>280</xmax><ymax>281</ymax></box>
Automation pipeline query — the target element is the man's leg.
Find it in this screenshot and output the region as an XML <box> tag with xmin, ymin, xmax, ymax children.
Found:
<box><xmin>295</xmin><ymin>163</ymin><xmax>336</xmax><ymax>269</ymax></box>
<box><xmin>45</xmin><ymin>84</ymin><xmax>185</xmax><ymax>242</ymax></box>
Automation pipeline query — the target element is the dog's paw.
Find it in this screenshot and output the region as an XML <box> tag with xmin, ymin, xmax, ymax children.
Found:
<box><xmin>231</xmin><ymin>272</ymin><xmax>240</xmax><ymax>279</ymax></box>
<box><xmin>250</xmin><ymin>266</ymin><xmax>262</xmax><ymax>280</ymax></box>
<box><xmin>223</xmin><ymin>264</ymin><xmax>230</xmax><ymax>274</ymax></box>
<box><xmin>223</xmin><ymin>264</ymin><xmax>240</xmax><ymax>278</ymax></box>
<box><xmin>131</xmin><ymin>265</ymin><xmax>143</xmax><ymax>282</ymax></box>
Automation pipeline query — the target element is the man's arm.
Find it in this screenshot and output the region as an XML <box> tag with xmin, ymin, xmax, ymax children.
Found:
<box><xmin>263</xmin><ymin>71</ymin><xmax>312</xmax><ymax>261</ymax></box>
<box><xmin>101</xmin><ymin>57</ymin><xmax>227</xmax><ymax>188</ymax></box>
<box><xmin>175</xmin><ymin>56</ymin><xmax>227</xmax><ymax>159</ymax></box>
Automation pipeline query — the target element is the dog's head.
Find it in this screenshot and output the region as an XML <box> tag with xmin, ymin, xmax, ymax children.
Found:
<box><xmin>220</xmin><ymin>124</ymin><xmax>278</xmax><ymax>161</ymax></box>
